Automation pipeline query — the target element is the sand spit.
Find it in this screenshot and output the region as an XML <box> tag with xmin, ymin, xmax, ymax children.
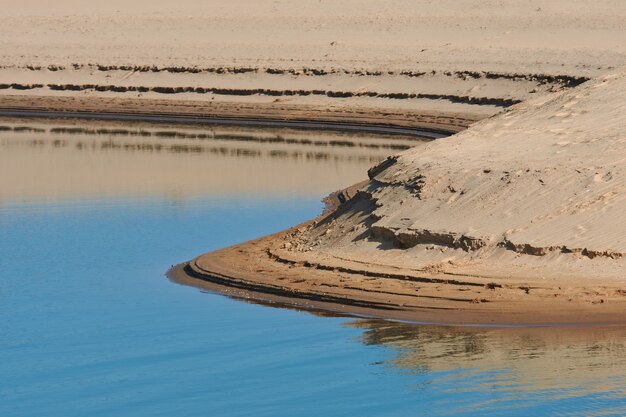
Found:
<box><xmin>2</xmin><ymin>0</ymin><xmax>626</xmax><ymax>323</ymax></box>
<box><xmin>182</xmin><ymin>70</ymin><xmax>626</xmax><ymax>325</ymax></box>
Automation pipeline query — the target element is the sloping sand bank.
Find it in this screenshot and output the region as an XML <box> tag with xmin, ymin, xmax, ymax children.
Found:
<box><xmin>2</xmin><ymin>0</ymin><xmax>624</xmax><ymax>130</ymax></box>
<box><xmin>180</xmin><ymin>70</ymin><xmax>626</xmax><ymax>325</ymax></box>
<box><xmin>2</xmin><ymin>0</ymin><xmax>625</xmax><ymax>324</ymax></box>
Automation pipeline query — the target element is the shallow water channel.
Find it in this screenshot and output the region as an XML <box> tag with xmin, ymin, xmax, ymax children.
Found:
<box><xmin>1</xmin><ymin>119</ymin><xmax>625</xmax><ymax>416</ymax></box>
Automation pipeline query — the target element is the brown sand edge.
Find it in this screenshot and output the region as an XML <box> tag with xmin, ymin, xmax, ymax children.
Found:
<box><xmin>169</xmin><ymin>252</ymin><xmax>626</xmax><ymax>328</ymax></box>
<box><xmin>0</xmin><ymin>94</ymin><xmax>481</xmax><ymax>136</ymax></box>
<box><xmin>168</xmin><ymin>158</ymin><xmax>626</xmax><ymax>327</ymax></box>
<box><xmin>170</xmin><ymin>214</ymin><xmax>626</xmax><ymax>327</ymax></box>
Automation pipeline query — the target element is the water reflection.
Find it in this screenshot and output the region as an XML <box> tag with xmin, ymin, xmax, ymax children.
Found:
<box><xmin>349</xmin><ymin>319</ymin><xmax>626</xmax><ymax>413</ymax></box>
<box><xmin>0</xmin><ymin>124</ymin><xmax>413</xmax><ymax>151</ymax></box>
<box><xmin>2</xmin><ymin>118</ymin><xmax>625</xmax><ymax>416</ymax></box>
<box><xmin>0</xmin><ymin>118</ymin><xmax>427</xmax><ymax>204</ymax></box>
<box><xmin>178</xmin><ymin>281</ymin><xmax>626</xmax><ymax>412</ymax></box>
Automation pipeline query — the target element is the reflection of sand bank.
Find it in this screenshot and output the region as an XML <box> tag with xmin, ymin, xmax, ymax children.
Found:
<box><xmin>0</xmin><ymin>119</ymin><xmax>429</xmax><ymax>204</ymax></box>
<box><xmin>350</xmin><ymin>319</ymin><xmax>626</xmax><ymax>398</ymax></box>
<box><xmin>169</xmin><ymin>262</ymin><xmax>626</xmax><ymax>398</ymax></box>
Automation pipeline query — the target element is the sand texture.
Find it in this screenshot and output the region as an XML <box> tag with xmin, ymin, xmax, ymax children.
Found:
<box><xmin>184</xmin><ymin>70</ymin><xmax>626</xmax><ymax>325</ymax></box>
<box><xmin>2</xmin><ymin>0</ymin><xmax>623</xmax><ymax>125</ymax></box>
<box><xmin>2</xmin><ymin>0</ymin><xmax>626</xmax><ymax>323</ymax></box>
<box><xmin>2</xmin><ymin>0</ymin><xmax>625</xmax><ymax>75</ymax></box>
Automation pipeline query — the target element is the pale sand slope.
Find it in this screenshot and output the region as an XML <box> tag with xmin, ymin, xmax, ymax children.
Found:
<box><xmin>1</xmin><ymin>0</ymin><xmax>625</xmax><ymax>122</ymax></box>
<box><xmin>187</xmin><ymin>70</ymin><xmax>626</xmax><ymax>324</ymax></box>
<box><xmin>295</xmin><ymin>69</ymin><xmax>626</xmax><ymax>282</ymax></box>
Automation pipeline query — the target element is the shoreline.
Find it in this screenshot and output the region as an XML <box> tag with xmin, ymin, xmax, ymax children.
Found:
<box><xmin>170</xmin><ymin>215</ymin><xmax>626</xmax><ymax>327</ymax></box>
<box><xmin>1</xmin><ymin>81</ymin><xmax>624</xmax><ymax>326</ymax></box>
<box><xmin>0</xmin><ymin>109</ymin><xmax>450</xmax><ymax>139</ymax></box>
<box><xmin>168</xmin><ymin>237</ymin><xmax>626</xmax><ymax>327</ymax></box>
<box><xmin>0</xmin><ymin>95</ymin><xmax>478</xmax><ymax>136</ymax></box>
<box><xmin>171</xmin><ymin>71</ymin><xmax>626</xmax><ymax>326</ymax></box>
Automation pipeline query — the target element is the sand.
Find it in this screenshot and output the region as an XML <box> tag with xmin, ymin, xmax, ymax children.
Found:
<box><xmin>2</xmin><ymin>0</ymin><xmax>620</xmax><ymax>125</ymax></box>
<box><xmin>2</xmin><ymin>0</ymin><xmax>625</xmax><ymax>324</ymax></box>
<box><xmin>180</xmin><ymin>70</ymin><xmax>626</xmax><ymax>325</ymax></box>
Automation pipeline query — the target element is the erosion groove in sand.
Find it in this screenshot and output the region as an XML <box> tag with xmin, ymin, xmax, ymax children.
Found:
<box><xmin>354</xmin><ymin>181</ymin><xmax>625</xmax><ymax>260</ymax></box>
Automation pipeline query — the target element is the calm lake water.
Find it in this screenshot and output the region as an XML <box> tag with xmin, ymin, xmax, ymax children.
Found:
<box><xmin>1</xmin><ymin>119</ymin><xmax>625</xmax><ymax>416</ymax></box>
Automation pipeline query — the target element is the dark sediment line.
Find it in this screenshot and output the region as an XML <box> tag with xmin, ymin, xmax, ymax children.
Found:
<box><xmin>0</xmin><ymin>82</ymin><xmax>522</xmax><ymax>107</ymax></box>
<box><xmin>499</xmin><ymin>239</ymin><xmax>625</xmax><ymax>260</ymax></box>
<box><xmin>184</xmin><ymin>263</ymin><xmax>403</xmax><ymax>311</ymax></box>
<box><xmin>3</xmin><ymin>64</ymin><xmax>590</xmax><ymax>86</ymax></box>
<box><xmin>267</xmin><ymin>249</ymin><xmax>493</xmax><ymax>288</ymax></box>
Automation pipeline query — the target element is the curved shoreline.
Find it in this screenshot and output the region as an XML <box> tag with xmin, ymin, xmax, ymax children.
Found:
<box><xmin>166</xmin><ymin>245</ymin><xmax>626</xmax><ymax>328</ymax></box>
<box><xmin>1</xmin><ymin>78</ymin><xmax>623</xmax><ymax>326</ymax></box>
<box><xmin>171</xmin><ymin>71</ymin><xmax>626</xmax><ymax>326</ymax></box>
<box><xmin>168</xmin><ymin>228</ymin><xmax>626</xmax><ymax>327</ymax></box>
<box><xmin>171</xmin><ymin>173</ymin><xmax>626</xmax><ymax>327</ymax></box>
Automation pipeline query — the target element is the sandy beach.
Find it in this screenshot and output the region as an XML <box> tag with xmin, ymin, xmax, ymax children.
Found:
<box><xmin>2</xmin><ymin>0</ymin><xmax>625</xmax><ymax>324</ymax></box>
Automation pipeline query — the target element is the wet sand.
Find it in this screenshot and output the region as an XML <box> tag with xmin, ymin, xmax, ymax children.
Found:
<box><xmin>0</xmin><ymin>95</ymin><xmax>476</xmax><ymax>135</ymax></box>
<box><xmin>169</xmin><ymin>259</ymin><xmax>626</xmax><ymax>326</ymax></box>
<box><xmin>170</xmin><ymin>220</ymin><xmax>626</xmax><ymax>326</ymax></box>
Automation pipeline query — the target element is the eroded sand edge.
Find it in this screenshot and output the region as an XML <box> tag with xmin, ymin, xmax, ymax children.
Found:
<box><xmin>181</xmin><ymin>71</ymin><xmax>626</xmax><ymax>325</ymax></box>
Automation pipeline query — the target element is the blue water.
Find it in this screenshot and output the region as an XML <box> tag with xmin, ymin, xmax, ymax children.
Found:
<box><xmin>1</xmin><ymin>124</ymin><xmax>626</xmax><ymax>417</ymax></box>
